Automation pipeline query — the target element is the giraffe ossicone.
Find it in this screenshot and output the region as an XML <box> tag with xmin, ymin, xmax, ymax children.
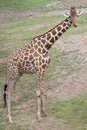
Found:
<box><xmin>3</xmin><ymin>7</ymin><xmax>81</xmax><ymax>123</ymax></box>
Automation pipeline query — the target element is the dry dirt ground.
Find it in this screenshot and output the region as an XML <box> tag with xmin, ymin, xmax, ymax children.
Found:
<box><xmin>0</xmin><ymin>2</ymin><xmax>87</xmax><ymax>130</ymax></box>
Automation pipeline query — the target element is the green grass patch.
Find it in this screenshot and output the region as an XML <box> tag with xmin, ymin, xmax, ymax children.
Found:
<box><xmin>0</xmin><ymin>63</ymin><xmax>6</xmax><ymax>73</ymax></box>
<box><xmin>49</xmin><ymin>47</ymin><xmax>83</xmax><ymax>75</ymax></box>
<box><xmin>0</xmin><ymin>0</ymin><xmax>56</xmax><ymax>12</ymax></box>
<box><xmin>0</xmin><ymin>120</ymin><xmax>21</xmax><ymax>130</ymax></box>
<box><xmin>0</xmin><ymin>0</ymin><xmax>87</xmax><ymax>12</ymax></box>
<box><xmin>0</xmin><ymin>50</ymin><xmax>10</xmax><ymax>58</ymax></box>
<box><xmin>48</xmin><ymin>97</ymin><xmax>87</xmax><ymax>130</ymax></box>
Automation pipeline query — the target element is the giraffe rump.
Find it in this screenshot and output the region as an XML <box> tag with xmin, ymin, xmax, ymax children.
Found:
<box><xmin>3</xmin><ymin>84</ymin><xmax>8</xmax><ymax>107</ymax></box>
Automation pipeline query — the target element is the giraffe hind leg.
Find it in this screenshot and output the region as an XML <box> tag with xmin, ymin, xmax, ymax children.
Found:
<box><xmin>3</xmin><ymin>80</ymin><xmax>18</xmax><ymax>108</ymax></box>
<box><xmin>36</xmin><ymin>86</ymin><xmax>47</xmax><ymax>121</ymax></box>
<box><xmin>5</xmin><ymin>81</ymin><xmax>14</xmax><ymax>123</ymax></box>
<box><xmin>36</xmin><ymin>89</ymin><xmax>42</xmax><ymax>121</ymax></box>
<box><xmin>36</xmin><ymin>71</ymin><xmax>47</xmax><ymax>121</ymax></box>
<box><xmin>4</xmin><ymin>78</ymin><xmax>20</xmax><ymax>123</ymax></box>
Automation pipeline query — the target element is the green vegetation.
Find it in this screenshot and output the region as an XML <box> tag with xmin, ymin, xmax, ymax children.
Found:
<box><xmin>48</xmin><ymin>48</ymin><xmax>82</xmax><ymax>76</ymax></box>
<box><xmin>0</xmin><ymin>50</ymin><xmax>10</xmax><ymax>58</ymax></box>
<box><xmin>0</xmin><ymin>120</ymin><xmax>21</xmax><ymax>130</ymax></box>
<box><xmin>0</xmin><ymin>0</ymin><xmax>87</xmax><ymax>12</ymax></box>
<box><xmin>0</xmin><ymin>0</ymin><xmax>56</xmax><ymax>12</ymax></box>
<box><xmin>0</xmin><ymin>63</ymin><xmax>6</xmax><ymax>73</ymax></box>
<box><xmin>48</xmin><ymin>97</ymin><xmax>87</xmax><ymax>130</ymax></box>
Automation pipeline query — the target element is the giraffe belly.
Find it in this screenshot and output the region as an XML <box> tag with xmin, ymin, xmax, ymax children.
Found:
<box><xmin>18</xmin><ymin>60</ymin><xmax>35</xmax><ymax>74</ymax></box>
<box><xmin>23</xmin><ymin>66</ymin><xmax>35</xmax><ymax>74</ymax></box>
<box><xmin>21</xmin><ymin>56</ymin><xmax>50</xmax><ymax>74</ymax></box>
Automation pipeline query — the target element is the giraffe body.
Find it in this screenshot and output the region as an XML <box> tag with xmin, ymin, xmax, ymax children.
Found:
<box><xmin>4</xmin><ymin>7</ymin><xmax>79</xmax><ymax>122</ymax></box>
<box><xmin>7</xmin><ymin>17</ymin><xmax>71</xmax><ymax>80</ymax></box>
<box><xmin>7</xmin><ymin>42</ymin><xmax>50</xmax><ymax>79</ymax></box>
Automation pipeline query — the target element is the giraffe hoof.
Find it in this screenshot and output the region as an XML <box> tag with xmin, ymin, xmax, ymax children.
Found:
<box><xmin>7</xmin><ymin>116</ymin><xmax>13</xmax><ymax>123</ymax></box>
<box><xmin>37</xmin><ymin>118</ymin><xmax>42</xmax><ymax>123</ymax></box>
<box><xmin>41</xmin><ymin>113</ymin><xmax>48</xmax><ymax>117</ymax></box>
<box><xmin>9</xmin><ymin>120</ymin><xmax>13</xmax><ymax>123</ymax></box>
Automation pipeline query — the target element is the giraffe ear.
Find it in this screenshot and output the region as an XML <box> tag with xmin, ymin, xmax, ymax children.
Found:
<box><xmin>77</xmin><ymin>10</ymin><xmax>83</xmax><ymax>17</ymax></box>
<box><xmin>63</xmin><ymin>12</ymin><xmax>69</xmax><ymax>17</ymax></box>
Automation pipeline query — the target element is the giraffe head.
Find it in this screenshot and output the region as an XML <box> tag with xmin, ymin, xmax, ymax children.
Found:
<box><xmin>70</xmin><ymin>7</ymin><xmax>77</xmax><ymax>27</ymax></box>
<box><xmin>64</xmin><ymin>7</ymin><xmax>83</xmax><ymax>27</ymax></box>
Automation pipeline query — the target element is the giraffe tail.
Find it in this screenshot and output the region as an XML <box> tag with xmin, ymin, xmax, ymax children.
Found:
<box><xmin>3</xmin><ymin>84</ymin><xmax>8</xmax><ymax>107</ymax></box>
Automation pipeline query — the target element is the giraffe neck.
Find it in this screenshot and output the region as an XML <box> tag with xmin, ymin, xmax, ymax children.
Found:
<box><xmin>33</xmin><ymin>17</ymin><xmax>72</xmax><ymax>52</ymax></box>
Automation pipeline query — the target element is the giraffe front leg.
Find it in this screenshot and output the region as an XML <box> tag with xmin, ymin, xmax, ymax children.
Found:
<box><xmin>36</xmin><ymin>72</ymin><xmax>44</xmax><ymax>121</ymax></box>
<box><xmin>36</xmin><ymin>70</ymin><xmax>47</xmax><ymax>121</ymax></box>
<box><xmin>36</xmin><ymin>89</ymin><xmax>42</xmax><ymax>121</ymax></box>
<box><xmin>41</xmin><ymin>88</ymin><xmax>47</xmax><ymax>117</ymax></box>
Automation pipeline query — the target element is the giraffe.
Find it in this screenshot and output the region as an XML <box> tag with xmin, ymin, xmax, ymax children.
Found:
<box><xmin>3</xmin><ymin>7</ymin><xmax>82</xmax><ymax>123</ymax></box>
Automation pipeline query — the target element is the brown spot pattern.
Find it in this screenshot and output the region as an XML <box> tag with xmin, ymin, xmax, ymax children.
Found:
<box><xmin>63</xmin><ymin>23</ymin><xmax>66</xmax><ymax>27</ymax></box>
<box><xmin>30</xmin><ymin>48</ymin><xmax>34</xmax><ymax>53</ymax></box>
<box><xmin>52</xmin><ymin>29</ymin><xmax>56</xmax><ymax>35</ymax></box>
<box><xmin>47</xmin><ymin>33</ymin><xmax>51</xmax><ymax>40</ymax></box>
<box><xmin>58</xmin><ymin>32</ymin><xmax>62</xmax><ymax>37</ymax></box>
<box><xmin>34</xmin><ymin>51</ymin><xmax>39</xmax><ymax>57</ymax></box>
<box><xmin>57</xmin><ymin>26</ymin><xmax>61</xmax><ymax>31</ymax></box>
<box><xmin>45</xmin><ymin>44</ymin><xmax>51</xmax><ymax>50</ymax></box>
<box><xmin>62</xmin><ymin>28</ymin><xmax>66</xmax><ymax>33</ymax></box>
<box><xmin>55</xmin><ymin>36</ymin><xmax>58</xmax><ymax>41</ymax></box>
<box><xmin>50</xmin><ymin>37</ymin><xmax>54</xmax><ymax>43</ymax></box>
<box><xmin>29</xmin><ymin>55</ymin><xmax>33</xmax><ymax>60</ymax></box>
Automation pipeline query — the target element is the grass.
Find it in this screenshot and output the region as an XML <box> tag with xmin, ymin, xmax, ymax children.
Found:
<box><xmin>0</xmin><ymin>120</ymin><xmax>21</xmax><ymax>130</ymax></box>
<box><xmin>0</xmin><ymin>50</ymin><xmax>11</xmax><ymax>58</ymax></box>
<box><xmin>0</xmin><ymin>15</ymin><xmax>63</xmax><ymax>38</ymax></box>
<box><xmin>0</xmin><ymin>15</ymin><xmax>64</xmax><ymax>48</ymax></box>
<box><xmin>48</xmin><ymin>97</ymin><xmax>87</xmax><ymax>130</ymax></box>
<box><xmin>0</xmin><ymin>63</ymin><xmax>6</xmax><ymax>73</ymax></box>
<box><xmin>0</xmin><ymin>0</ymin><xmax>87</xmax><ymax>13</ymax></box>
<box><xmin>0</xmin><ymin>0</ymin><xmax>56</xmax><ymax>12</ymax></box>
<box><xmin>49</xmin><ymin>48</ymin><xmax>82</xmax><ymax>73</ymax></box>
